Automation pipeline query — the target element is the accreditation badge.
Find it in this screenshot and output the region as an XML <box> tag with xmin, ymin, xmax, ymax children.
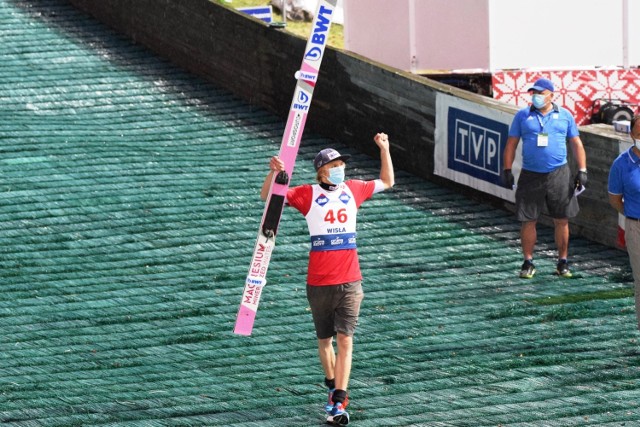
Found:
<box><xmin>537</xmin><ymin>133</ymin><xmax>549</xmax><ymax>147</ymax></box>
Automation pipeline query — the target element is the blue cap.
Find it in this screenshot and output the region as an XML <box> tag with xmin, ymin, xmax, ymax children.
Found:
<box><xmin>314</xmin><ymin>148</ymin><xmax>350</xmax><ymax>171</ymax></box>
<box><xmin>528</xmin><ymin>78</ymin><xmax>554</xmax><ymax>92</ymax></box>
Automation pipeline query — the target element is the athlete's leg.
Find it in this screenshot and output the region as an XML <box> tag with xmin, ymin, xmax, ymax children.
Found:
<box><xmin>317</xmin><ymin>336</ymin><xmax>336</xmax><ymax>380</ymax></box>
<box><xmin>334</xmin><ymin>333</ymin><xmax>353</xmax><ymax>391</ymax></box>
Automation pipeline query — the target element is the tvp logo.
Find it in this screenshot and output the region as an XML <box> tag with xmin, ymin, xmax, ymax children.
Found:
<box><xmin>447</xmin><ymin>107</ymin><xmax>508</xmax><ymax>186</ymax></box>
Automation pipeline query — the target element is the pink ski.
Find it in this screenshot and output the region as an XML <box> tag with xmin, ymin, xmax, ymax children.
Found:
<box><xmin>234</xmin><ymin>0</ymin><xmax>338</xmax><ymax>336</ymax></box>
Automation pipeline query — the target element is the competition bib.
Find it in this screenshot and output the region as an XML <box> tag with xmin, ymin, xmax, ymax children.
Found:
<box><xmin>306</xmin><ymin>183</ymin><xmax>358</xmax><ymax>251</ymax></box>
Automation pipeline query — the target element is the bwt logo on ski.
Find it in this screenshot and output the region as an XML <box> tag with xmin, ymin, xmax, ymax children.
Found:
<box><xmin>304</xmin><ymin>5</ymin><xmax>333</xmax><ymax>61</ymax></box>
<box><xmin>293</xmin><ymin>89</ymin><xmax>311</xmax><ymax>111</ymax></box>
<box><xmin>447</xmin><ymin>107</ymin><xmax>509</xmax><ymax>185</ymax></box>
<box><xmin>296</xmin><ymin>71</ymin><xmax>318</xmax><ymax>84</ymax></box>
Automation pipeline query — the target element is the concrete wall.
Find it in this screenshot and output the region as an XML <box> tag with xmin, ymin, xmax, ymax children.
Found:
<box><xmin>67</xmin><ymin>0</ymin><xmax>624</xmax><ymax>250</ymax></box>
<box><xmin>573</xmin><ymin>125</ymin><xmax>628</xmax><ymax>247</ymax></box>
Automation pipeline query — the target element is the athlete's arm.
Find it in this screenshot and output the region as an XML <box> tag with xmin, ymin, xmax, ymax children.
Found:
<box><xmin>374</xmin><ymin>133</ymin><xmax>395</xmax><ymax>190</ymax></box>
<box><xmin>260</xmin><ymin>156</ymin><xmax>285</xmax><ymax>201</ymax></box>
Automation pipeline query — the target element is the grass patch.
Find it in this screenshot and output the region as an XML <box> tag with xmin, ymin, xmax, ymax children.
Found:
<box><xmin>486</xmin><ymin>303</ymin><xmax>541</xmax><ymax>319</ymax></box>
<box><xmin>531</xmin><ymin>288</ymin><xmax>634</xmax><ymax>306</ymax></box>
<box><xmin>542</xmin><ymin>306</ymin><xmax>592</xmax><ymax>322</ymax></box>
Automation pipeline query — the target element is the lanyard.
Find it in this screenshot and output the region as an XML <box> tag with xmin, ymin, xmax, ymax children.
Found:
<box><xmin>535</xmin><ymin>112</ymin><xmax>548</xmax><ymax>132</ymax></box>
<box><xmin>533</xmin><ymin>104</ymin><xmax>558</xmax><ymax>132</ymax></box>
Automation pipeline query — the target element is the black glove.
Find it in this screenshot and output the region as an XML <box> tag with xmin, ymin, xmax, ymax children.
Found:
<box><xmin>501</xmin><ymin>169</ymin><xmax>514</xmax><ymax>188</ymax></box>
<box><xmin>574</xmin><ymin>170</ymin><xmax>588</xmax><ymax>189</ymax></box>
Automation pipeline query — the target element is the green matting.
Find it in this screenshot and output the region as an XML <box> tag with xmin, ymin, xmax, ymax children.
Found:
<box><xmin>1</xmin><ymin>1</ymin><xmax>640</xmax><ymax>426</ymax></box>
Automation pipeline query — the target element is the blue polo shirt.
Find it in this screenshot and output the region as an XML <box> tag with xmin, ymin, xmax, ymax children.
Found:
<box><xmin>509</xmin><ymin>103</ymin><xmax>580</xmax><ymax>173</ymax></box>
<box><xmin>608</xmin><ymin>146</ymin><xmax>640</xmax><ymax>219</ymax></box>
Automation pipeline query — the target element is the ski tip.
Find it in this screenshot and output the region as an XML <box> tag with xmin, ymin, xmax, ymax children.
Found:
<box><xmin>233</xmin><ymin>320</ymin><xmax>253</xmax><ymax>336</ymax></box>
<box><xmin>233</xmin><ymin>319</ymin><xmax>253</xmax><ymax>337</ymax></box>
<box><xmin>233</xmin><ymin>327</ymin><xmax>253</xmax><ymax>336</ymax></box>
<box><xmin>234</xmin><ymin>305</ymin><xmax>257</xmax><ymax>336</ymax></box>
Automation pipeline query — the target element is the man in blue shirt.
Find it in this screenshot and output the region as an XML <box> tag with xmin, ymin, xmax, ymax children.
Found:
<box><xmin>502</xmin><ymin>78</ymin><xmax>588</xmax><ymax>279</ymax></box>
<box><xmin>608</xmin><ymin>115</ymin><xmax>640</xmax><ymax>330</ymax></box>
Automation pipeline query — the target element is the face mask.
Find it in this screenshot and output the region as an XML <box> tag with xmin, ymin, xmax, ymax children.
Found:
<box><xmin>328</xmin><ymin>165</ymin><xmax>345</xmax><ymax>185</ymax></box>
<box><xmin>532</xmin><ymin>94</ymin><xmax>547</xmax><ymax>109</ymax></box>
<box><xmin>633</xmin><ymin>137</ymin><xmax>640</xmax><ymax>150</ymax></box>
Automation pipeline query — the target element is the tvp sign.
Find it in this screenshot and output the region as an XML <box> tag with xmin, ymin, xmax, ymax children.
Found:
<box><xmin>447</xmin><ymin>107</ymin><xmax>509</xmax><ymax>186</ymax></box>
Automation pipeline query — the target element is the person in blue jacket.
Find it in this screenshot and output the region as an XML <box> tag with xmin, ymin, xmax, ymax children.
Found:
<box><xmin>608</xmin><ymin>115</ymin><xmax>640</xmax><ymax>330</ymax></box>
<box><xmin>502</xmin><ymin>78</ymin><xmax>587</xmax><ymax>279</ymax></box>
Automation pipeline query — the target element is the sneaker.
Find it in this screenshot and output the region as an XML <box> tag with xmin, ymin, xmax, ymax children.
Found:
<box><xmin>325</xmin><ymin>391</ymin><xmax>349</xmax><ymax>414</ymax></box>
<box><xmin>519</xmin><ymin>260</ymin><xmax>536</xmax><ymax>279</ymax></box>
<box><xmin>324</xmin><ymin>389</ymin><xmax>335</xmax><ymax>414</ymax></box>
<box><xmin>328</xmin><ymin>402</ymin><xmax>350</xmax><ymax>425</ymax></box>
<box><xmin>556</xmin><ymin>259</ymin><xmax>572</xmax><ymax>278</ymax></box>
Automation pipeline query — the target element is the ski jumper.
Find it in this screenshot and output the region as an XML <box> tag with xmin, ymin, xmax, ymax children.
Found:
<box><xmin>286</xmin><ymin>180</ymin><xmax>377</xmax><ymax>286</ymax></box>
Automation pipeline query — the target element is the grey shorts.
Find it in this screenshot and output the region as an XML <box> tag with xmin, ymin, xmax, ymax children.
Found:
<box><xmin>306</xmin><ymin>280</ymin><xmax>364</xmax><ymax>339</ymax></box>
<box><xmin>515</xmin><ymin>163</ymin><xmax>579</xmax><ymax>221</ymax></box>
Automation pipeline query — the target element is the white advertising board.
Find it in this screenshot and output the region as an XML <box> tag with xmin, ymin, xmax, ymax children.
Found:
<box><xmin>434</xmin><ymin>93</ymin><xmax>521</xmax><ymax>202</ymax></box>
<box><xmin>344</xmin><ymin>0</ymin><xmax>640</xmax><ymax>72</ymax></box>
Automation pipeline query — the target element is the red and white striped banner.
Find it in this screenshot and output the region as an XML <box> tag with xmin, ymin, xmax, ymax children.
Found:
<box><xmin>492</xmin><ymin>69</ymin><xmax>640</xmax><ymax>125</ymax></box>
